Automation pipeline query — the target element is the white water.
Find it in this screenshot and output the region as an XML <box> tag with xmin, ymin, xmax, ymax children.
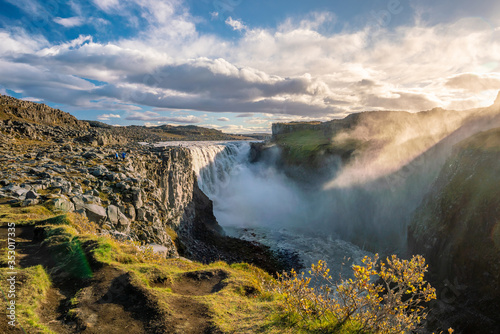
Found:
<box><xmin>156</xmin><ymin>141</ymin><xmax>372</xmax><ymax>275</ymax></box>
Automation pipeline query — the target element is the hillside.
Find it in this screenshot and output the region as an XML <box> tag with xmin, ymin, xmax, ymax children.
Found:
<box><xmin>0</xmin><ymin>94</ymin><xmax>89</xmax><ymax>129</ymax></box>
<box><xmin>408</xmin><ymin>127</ymin><xmax>500</xmax><ymax>332</ymax></box>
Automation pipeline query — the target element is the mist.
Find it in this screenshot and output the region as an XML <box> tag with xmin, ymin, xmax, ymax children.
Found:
<box><xmin>184</xmin><ymin>99</ymin><xmax>500</xmax><ymax>259</ymax></box>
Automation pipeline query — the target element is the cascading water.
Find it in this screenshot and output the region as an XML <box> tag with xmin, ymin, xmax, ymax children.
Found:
<box><xmin>156</xmin><ymin>140</ymin><xmax>372</xmax><ymax>277</ymax></box>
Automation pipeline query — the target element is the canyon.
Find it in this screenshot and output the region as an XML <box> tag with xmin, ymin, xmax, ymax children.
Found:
<box><xmin>1</xmin><ymin>93</ymin><xmax>500</xmax><ymax>332</ymax></box>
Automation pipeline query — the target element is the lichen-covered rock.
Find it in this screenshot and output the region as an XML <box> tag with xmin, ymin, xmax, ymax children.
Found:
<box><xmin>84</xmin><ymin>204</ymin><xmax>107</xmax><ymax>225</ymax></box>
<box><xmin>53</xmin><ymin>197</ymin><xmax>75</xmax><ymax>212</ymax></box>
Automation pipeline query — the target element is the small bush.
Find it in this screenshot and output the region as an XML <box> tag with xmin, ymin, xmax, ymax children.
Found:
<box><xmin>267</xmin><ymin>254</ymin><xmax>437</xmax><ymax>333</ymax></box>
<box><xmin>67</xmin><ymin>212</ymin><xmax>100</xmax><ymax>236</ymax></box>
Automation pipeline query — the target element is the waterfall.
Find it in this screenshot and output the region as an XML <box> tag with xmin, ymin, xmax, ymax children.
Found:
<box><xmin>155</xmin><ymin>140</ymin><xmax>250</xmax><ymax>196</ymax></box>
<box><xmin>154</xmin><ymin>140</ymin><xmax>373</xmax><ymax>274</ymax></box>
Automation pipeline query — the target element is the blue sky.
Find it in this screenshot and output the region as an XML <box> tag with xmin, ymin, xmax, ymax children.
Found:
<box><xmin>1</xmin><ymin>0</ymin><xmax>500</xmax><ymax>133</ymax></box>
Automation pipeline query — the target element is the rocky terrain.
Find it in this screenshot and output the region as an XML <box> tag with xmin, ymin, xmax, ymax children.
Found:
<box><xmin>0</xmin><ymin>94</ymin><xmax>258</xmax><ymax>145</ymax></box>
<box><xmin>0</xmin><ymin>94</ymin><xmax>297</xmax><ymax>270</ymax></box>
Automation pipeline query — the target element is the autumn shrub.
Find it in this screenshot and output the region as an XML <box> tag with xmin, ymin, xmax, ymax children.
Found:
<box><xmin>267</xmin><ymin>254</ymin><xmax>437</xmax><ymax>333</ymax></box>
<box><xmin>67</xmin><ymin>212</ymin><xmax>100</xmax><ymax>236</ymax></box>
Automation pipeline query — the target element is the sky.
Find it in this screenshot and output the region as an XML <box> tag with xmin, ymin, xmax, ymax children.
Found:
<box><xmin>0</xmin><ymin>0</ymin><xmax>500</xmax><ymax>133</ymax></box>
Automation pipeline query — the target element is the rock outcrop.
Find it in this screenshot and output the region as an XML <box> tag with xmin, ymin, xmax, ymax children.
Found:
<box><xmin>0</xmin><ymin>94</ymin><xmax>89</xmax><ymax>129</ymax></box>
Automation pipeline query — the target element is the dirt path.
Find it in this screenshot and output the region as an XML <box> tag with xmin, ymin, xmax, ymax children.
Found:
<box><xmin>1</xmin><ymin>225</ymin><xmax>227</xmax><ymax>333</ymax></box>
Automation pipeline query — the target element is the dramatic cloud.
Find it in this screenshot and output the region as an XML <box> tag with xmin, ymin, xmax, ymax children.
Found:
<box><xmin>1</xmin><ymin>0</ymin><xmax>500</xmax><ymax>131</ymax></box>
<box><xmin>446</xmin><ymin>73</ymin><xmax>500</xmax><ymax>93</ymax></box>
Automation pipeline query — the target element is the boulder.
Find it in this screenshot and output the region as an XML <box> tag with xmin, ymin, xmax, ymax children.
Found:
<box><xmin>21</xmin><ymin>199</ymin><xmax>39</xmax><ymax>207</ymax></box>
<box><xmin>25</xmin><ymin>190</ymin><xmax>39</xmax><ymax>199</ymax></box>
<box><xmin>84</xmin><ymin>204</ymin><xmax>107</xmax><ymax>225</ymax></box>
<box><xmin>148</xmin><ymin>243</ymin><xmax>177</xmax><ymax>258</ymax></box>
<box><xmin>71</xmin><ymin>195</ymin><xmax>86</xmax><ymax>211</ymax></box>
<box><xmin>132</xmin><ymin>188</ymin><xmax>143</xmax><ymax>208</ymax></box>
<box><xmin>53</xmin><ymin>197</ymin><xmax>75</xmax><ymax>212</ymax></box>
<box><xmin>106</xmin><ymin>205</ymin><xmax>130</xmax><ymax>232</ymax></box>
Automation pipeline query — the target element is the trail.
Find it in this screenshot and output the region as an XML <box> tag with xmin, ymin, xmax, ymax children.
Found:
<box><xmin>0</xmin><ymin>223</ymin><xmax>224</xmax><ymax>334</ymax></box>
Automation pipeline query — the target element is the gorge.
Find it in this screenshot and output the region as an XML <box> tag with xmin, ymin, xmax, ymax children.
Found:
<box><xmin>1</xmin><ymin>93</ymin><xmax>500</xmax><ymax>332</ymax></box>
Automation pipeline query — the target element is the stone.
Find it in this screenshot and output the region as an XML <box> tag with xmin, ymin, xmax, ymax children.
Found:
<box><xmin>53</xmin><ymin>197</ymin><xmax>75</xmax><ymax>212</ymax></box>
<box><xmin>132</xmin><ymin>188</ymin><xmax>143</xmax><ymax>208</ymax></box>
<box><xmin>108</xmin><ymin>231</ymin><xmax>132</xmax><ymax>242</ymax></box>
<box><xmin>71</xmin><ymin>196</ymin><xmax>86</xmax><ymax>211</ymax></box>
<box><xmin>25</xmin><ymin>190</ymin><xmax>39</xmax><ymax>199</ymax></box>
<box><xmin>149</xmin><ymin>243</ymin><xmax>176</xmax><ymax>258</ymax></box>
<box><xmin>107</xmin><ymin>205</ymin><xmax>131</xmax><ymax>232</ymax></box>
<box><xmin>84</xmin><ymin>204</ymin><xmax>107</xmax><ymax>225</ymax></box>
<box><xmin>115</xmin><ymin>182</ymin><xmax>129</xmax><ymax>191</ymax></box>
<box><xmin>106</xmin><ymin>205</ymin><xmax>120</xmax><ymax>225</ymax></box>
<box><xmin>90</xmin><ymin>166</ymin><xmax>108</xmax><ymax>177</ymax></box>
<box><xmin>136</xmin><ymin>208</ymin><xmax>146</xmax><ymax>221</ymax></box>
<box><xmin>21</xmin><ymin>199</ymin><xmax>39</xmax><ymax>207</ymax></box>
<box><xmin>13</xmin><ymin>187</ymin><xmax>28</xmax><ymax>198</ymax></box>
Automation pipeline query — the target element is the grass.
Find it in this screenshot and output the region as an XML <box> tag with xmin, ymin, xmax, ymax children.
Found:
<box><xmin>273</xmin><ymin>129</ymin><xmax>365</xmax><ymax>166</ymax></box>
<box><xmin>0</xmin><ymin>264</ymin><xmax>54</xmax><ymax>333</ymax></box>
<box><xmin>0</xmin><ymin>203</ymin><xmax>54</xmax><ymax>226</ymax></box>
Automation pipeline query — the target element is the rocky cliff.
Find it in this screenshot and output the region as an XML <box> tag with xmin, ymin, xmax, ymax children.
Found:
<box><xmin>408</xmin><ymin>128</ymin><xmax>500</xmax><ymax>332</ymax></box>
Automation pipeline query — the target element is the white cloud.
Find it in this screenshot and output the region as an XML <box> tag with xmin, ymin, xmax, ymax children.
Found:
<box><xmin>20</xmin><ymin>96</ymin><xmax>43</xmax><ymax>102</ymax></box>
<box><xmin>53</xmin><ymin>17</ymin><xmax>84</xmax><ymax>28</ymax></box>
<box><xmin>92</xmin><ymin>0</ymin><xmax>120</xmax><ymax>13</ymax></box>
<box><xmin>225</xmin><ymin>17</ymin><xmax>247</xmax><ymax>31</ymax></box>
<box><xmin>203</xmin><ymin>123</ymin><xmax>271</xmax><ymax>134</ymax></box>
<box><xmin>126</xmin><ymin>111</ymin><xmax>202</xmax><ymax>123</ymax></box>
<box><xmin>217</xmin><ymin>117</ymin><xmax>230</xmax><ymax>121</ymax></box>
<box><xmin>97</xmin><ymin>113</ymin><xmax>121</xmax><ymax>120</ymax></box>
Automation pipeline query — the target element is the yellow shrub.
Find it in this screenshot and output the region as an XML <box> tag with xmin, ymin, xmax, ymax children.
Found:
<box><xmin>267</xmin><ymin>254</ymin><xmax>437</xmax><ymax>333</ymax></box>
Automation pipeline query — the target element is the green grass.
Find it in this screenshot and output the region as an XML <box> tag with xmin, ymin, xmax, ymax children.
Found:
<box><xmin>0</xmin><ymin>266</ymin><xmax>54</xmax><ymax>333</ymax></box>
<box><xmin>0</xmin><ymin>204</ymin><xmax>54</xmax><ymax>226</ymax></box>
<box><xmin>273</xmin><ymin>129</ymin><xmax>364</xmax><ymax>166</ymax></box>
